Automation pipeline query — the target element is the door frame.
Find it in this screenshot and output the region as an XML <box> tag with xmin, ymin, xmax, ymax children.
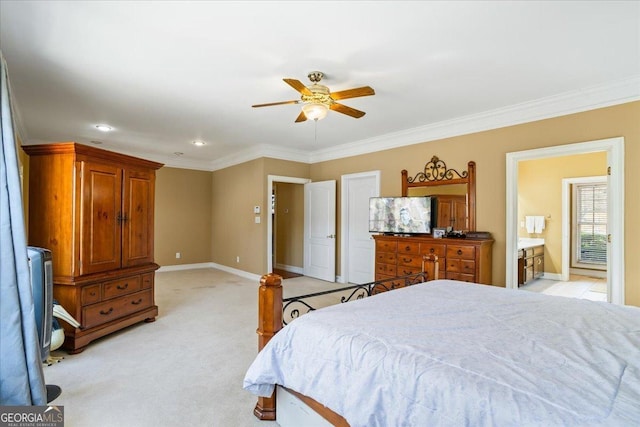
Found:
<box><xmin>267</xmin><ymin>175</ymin><xmax>311</xmax><ymax>274</ymax></box>
<box><xmin>340</xmin><ymin>170</ymin><xmax>381</xmax><ymax>284</ymax></box>
<box><xmin>505</xmin><ymin>136</ymin><xmax>624</xmax><ymax>304</ymax></box>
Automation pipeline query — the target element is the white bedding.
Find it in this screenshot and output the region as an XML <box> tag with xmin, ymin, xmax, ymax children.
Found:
<box><xmin>243</xmin><ymin>280</ymin><xmax>640</xmax><ymax>426</ymax></box>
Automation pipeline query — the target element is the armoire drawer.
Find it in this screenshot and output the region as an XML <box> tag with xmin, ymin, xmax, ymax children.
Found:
<box><xmin>83</xmin><ymin>289</ymin><xmax>153</xmax><ymax>329</ymax></box>
<box><xmin>103</xmin><ymin>276</ymin><xmax>142</xmax><ymax>300</ymax></box>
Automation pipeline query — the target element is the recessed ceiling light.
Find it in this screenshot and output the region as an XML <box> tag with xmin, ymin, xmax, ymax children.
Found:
<box><xmin>95</xmin><ymin>124</ymin><xmax>112</xmax><ymax>132</ymax></box>
<box><xmin>192</xmin><ymin>141</ymin><xmax>206</xmax><ymax>146</ymax></box>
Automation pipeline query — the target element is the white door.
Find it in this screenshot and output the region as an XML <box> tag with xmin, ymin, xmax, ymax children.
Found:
<box><xmin>304</xmin><ymin>180</ymin><xmax>336</xmax><ymax>282</ymax></box>
<box><xmin>342</xmin><ymin>172</ymin><xmax>379</xmax><ymax>284</ymax></box>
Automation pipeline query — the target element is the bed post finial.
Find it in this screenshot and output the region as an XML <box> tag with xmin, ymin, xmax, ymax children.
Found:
<box><xmin>254</xmin><ymin>273</ymin><xmax>283</xmax><ymax>421</ymax></box>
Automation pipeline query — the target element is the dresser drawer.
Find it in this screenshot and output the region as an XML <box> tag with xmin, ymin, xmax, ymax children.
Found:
<box><xmin>397</xmin><ymin>253</ymin><xmax>422</xmax><ymax>268</ymax></box>
<box><xmin>376</xmin><ymin>240</ymin><xmax>397</xmax><ymax>253</ymax></box>
<box><xmin>103</xmin><ymin>276</ymin><xmax>142</xmax><ymax>300</ymax></box>
<box><xmin>376</xmin><ymin>251</ymin><xmax>396</xmax><ymax>264</ymax></box>
<box><xmin>81</xmin><ymin>284</ymin><xmax>101</xmax><ymax>305</ymax></box>
<box><xmin>446</xmin><ymin>259</ymin><xmax>476</xmax><ymax>274</ymax></box>
<box><xmin>376</xmin><ymin>263</ymin><xmax>397</xmax><ymax>276</ymax></box>
<box><xmin>420</xmin><ymin>243</ymin><xmax>446</xmax><ymax>257</ymax></box>
<box><xmin>446</xmin><ymin>245</ymin><xmax>476</xmax><ymax>260</ymax></box>
<box><xmin>397</xmin><ymin>242</ymin><xmax>420</xmax><ymax>255</ymax></box>
<box><xmin>397</xmin><ymin>265</ymin><xmax>422</xmax><ymax>276</ymax></box>
<box><xmin>83</xmin><ymin>289</ymin><xmax>153</xmax><ymax>329</ymax></box>
<box><xmin>446</xmin><ymin>272</ymin><xmax>475</xmax><ymax>283</ymax></box>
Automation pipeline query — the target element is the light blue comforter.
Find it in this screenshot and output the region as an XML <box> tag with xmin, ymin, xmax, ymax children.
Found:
<box><xmin>244</xmin><ymin>280</ymin><xmax>640</xmax><ymax>426</ymax></box>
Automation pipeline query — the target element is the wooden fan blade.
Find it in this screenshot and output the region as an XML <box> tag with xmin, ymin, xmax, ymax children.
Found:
<box><xmin>330</xmin><ymin>86</ymin><xmax>375</xmax><ymax>101</ymax></box>
<box><xmin>330</xmin><ymin>103</ymin><xmax>366</xmax><ymax>118</ymax></box>
<box><xmin>294</xmin><ymin>111</ymin><xmax>307</xmax><ymax>123</ymax></box>
<box><xmin>252</xmin><ymin>100</ymin><xmax>301</xmax><ymax>108</ymax></box>
<box><xmin>283</xmin><ymin>78</ymin><xmax>313</xmax><ymax>96</ymax></box>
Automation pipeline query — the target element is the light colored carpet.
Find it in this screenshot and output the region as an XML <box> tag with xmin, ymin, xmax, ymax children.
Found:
<box><xmin>42</xmin><ymin>269</ymin><xmax>337</xmax><ymax>427</ymax></box>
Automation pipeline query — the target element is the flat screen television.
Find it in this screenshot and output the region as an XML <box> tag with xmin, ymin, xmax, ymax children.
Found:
<box><xmin>369</xmin><ymin>196</ymin><xmax>432</xmax><ymax>234</ymax></box>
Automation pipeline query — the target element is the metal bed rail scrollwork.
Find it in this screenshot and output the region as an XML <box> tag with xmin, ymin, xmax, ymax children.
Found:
<box><xmin>282</xmin><ymin>272</ymin><xmax>428</xmax><ymax>325</ymax></box>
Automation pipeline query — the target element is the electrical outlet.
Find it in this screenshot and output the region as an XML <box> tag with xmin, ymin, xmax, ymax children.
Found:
<box><xmin>176</xmin><ymin>252</ymin><xmax>181</xmax><ymax>259</ymax></box>
<box><xmin>236</xmin><ymin>256</ymin><xmax>240</xmax><ymax>263</ymax></box>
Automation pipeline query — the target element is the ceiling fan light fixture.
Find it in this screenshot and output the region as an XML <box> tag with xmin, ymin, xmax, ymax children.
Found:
<box><xmin>302</xmin><ymin>102</ymin><xmax>329</xmax><ymax>121</ymax></box>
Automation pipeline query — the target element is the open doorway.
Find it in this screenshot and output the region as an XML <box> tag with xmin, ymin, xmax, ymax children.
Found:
<box><xmin>505</xmin><ymin>137</ymin><xmax>624</xmax><ymax>304</ymax></box>
<box><xmin>267</xmin><ymin>175</ymin><xmax>310</xmax><ymax>275</ymax></box>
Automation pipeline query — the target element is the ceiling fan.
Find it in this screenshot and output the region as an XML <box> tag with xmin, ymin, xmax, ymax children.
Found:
<box><xmin>252</xmin><ymin>71</ymin><xmax>375</xmax><ymax>122</ymax></box>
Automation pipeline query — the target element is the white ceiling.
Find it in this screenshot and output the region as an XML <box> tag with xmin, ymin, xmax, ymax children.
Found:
<box><xmin>1</xmin><ymin>1</ymin><xmax>638</xmax><ymax>171</ymax></box>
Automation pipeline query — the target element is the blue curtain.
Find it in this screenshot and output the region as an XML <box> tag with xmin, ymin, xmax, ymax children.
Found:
<box><xmin>0</xmin><ymin>51</ymin><xmax>47</xmax><ymax>405</ymax></box>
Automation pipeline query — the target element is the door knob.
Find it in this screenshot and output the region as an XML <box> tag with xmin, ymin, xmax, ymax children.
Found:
<box><xmin>327</xmin><ymin>234</ymin><xmax>336</xmax><ymax>239</ymax></box>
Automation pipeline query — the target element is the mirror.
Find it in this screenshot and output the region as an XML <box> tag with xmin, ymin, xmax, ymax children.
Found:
<box><xmin>402</xmin><ymin>156</ymin><xmax>476</xmax><ymax>231</ymax></box>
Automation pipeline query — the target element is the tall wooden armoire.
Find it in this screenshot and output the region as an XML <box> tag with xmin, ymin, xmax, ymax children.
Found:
<box><xmin>23</xmin><ymin>142</ymin><xmax>163</xmax><ymax>353</ymax></box>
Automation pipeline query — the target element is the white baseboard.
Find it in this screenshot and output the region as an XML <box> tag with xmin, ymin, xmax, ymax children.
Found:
<box><xmin>157</xmin><ymin>262</ymin><xmax>215</xmax><ymax>272</ymax></box>
<box><xmin>157</xmin><ymin>262</ymin><xmax>262</xmax><ymax>282</ymax></box>
<box><xmin>542</xmin><ymin>272</ymin><xmax>562</xmax><ymax>281</ymax></box>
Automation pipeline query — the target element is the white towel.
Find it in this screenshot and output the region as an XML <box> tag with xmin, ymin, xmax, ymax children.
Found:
<box><xmin>525</xmin><ymin>216</ymin><xmax>535</xmax><ymax>233</ymax></box>
<box><xmin>534</xmin><ymin>216</ymin><xmax>545</xmax><ymax>233</ymax></box>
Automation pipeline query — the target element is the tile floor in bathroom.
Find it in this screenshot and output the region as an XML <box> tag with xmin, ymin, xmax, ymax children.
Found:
<box><xmin>519</xmin><ymin>274</ymin><xmax>608</xmax><ymax>302</ymax></box>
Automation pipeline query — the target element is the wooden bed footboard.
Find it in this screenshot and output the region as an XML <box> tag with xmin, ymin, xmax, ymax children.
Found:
<box><xmin>253</xmin><ymin>254</ymin><xmax>438</xmax><ymax>423</ymax></box>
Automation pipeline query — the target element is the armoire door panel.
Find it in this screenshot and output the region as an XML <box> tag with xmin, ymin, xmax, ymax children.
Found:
<box><xmin>122</xmin><ymin>170</ymin><xmax>155</xmax><ymax>267</ymax></box>
<box><xmin>80</xmin><ymin>162</ymin><xmax>122</xmax><ymax>275</ymax></box>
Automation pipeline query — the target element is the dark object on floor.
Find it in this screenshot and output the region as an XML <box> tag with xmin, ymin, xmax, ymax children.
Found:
<box><xmin>272</xmin><ymin>269</ymin><xmax>303</xmax><ymax>279</ymax></box>
<box><xmin>46</xmin><ymin>384</ymin><xmax>61</xmax><ymax>403</ymax></box>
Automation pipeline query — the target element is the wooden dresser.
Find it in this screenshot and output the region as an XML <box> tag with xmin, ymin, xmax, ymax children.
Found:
<box><xmin>24</xmin><ymin>142</ymin><xmax>163</xmax><ymax>353</ymax></box>
<box><xmin>374</xmin><ymin>234</ymin><xmax>493</xmax><ymax>285</ymax></box>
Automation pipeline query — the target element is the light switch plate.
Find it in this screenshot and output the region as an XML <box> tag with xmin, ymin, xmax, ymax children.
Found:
<box><xmin>254</xmin><ymin>206</ymin><xmax>261</xmax><ymax>214</ymax></box>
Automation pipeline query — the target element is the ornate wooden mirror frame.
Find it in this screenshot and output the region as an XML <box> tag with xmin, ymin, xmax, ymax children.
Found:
<box><xmin>401</xmin><ymin>156</ymin><xmax>476</xmax><ymax>231</ymax></box>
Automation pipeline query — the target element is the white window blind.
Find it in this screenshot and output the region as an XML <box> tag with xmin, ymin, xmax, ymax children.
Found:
<box><xmin>575</xmin><ymin>183</ymin><xmax>607</xmax><ymax>265</ymax></box>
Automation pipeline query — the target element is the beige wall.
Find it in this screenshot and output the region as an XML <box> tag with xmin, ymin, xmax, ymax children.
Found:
<box><xmin>518</xmin><ymin>153</ymin><xmax>607</xmax><ymax>275</ymax></box>
<box><xmin>274</xmin><ymin>182</ymin><xmax>304</xmax><ymax>269</ymax></box>
<box><xmin>210</xmin><ymin>157</ymin><xmax>310</xmax><ymax>275</ymax></box>
<box><xmin>155</xmin><ymin>167</ymin><xmax>213</xmax><ymax>266</ymax></box>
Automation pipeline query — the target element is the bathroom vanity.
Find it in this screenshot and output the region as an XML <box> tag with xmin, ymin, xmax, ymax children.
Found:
<box><xmin>518</xmin><ymin>238</ymin><xmax>545</xmax><ymax>286</ymax></box>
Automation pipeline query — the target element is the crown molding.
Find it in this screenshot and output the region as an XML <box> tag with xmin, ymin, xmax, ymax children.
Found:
<box><xmin>308</xmin><ymin>75</ymin><xmax>640</xmax><ymax>163</ymax></box>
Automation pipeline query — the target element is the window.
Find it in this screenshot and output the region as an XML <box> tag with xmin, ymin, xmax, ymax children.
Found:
<box><xmin>572</xmin><ymin>182</ymin><xmax>607</xmax><ymax>269</ymax></box>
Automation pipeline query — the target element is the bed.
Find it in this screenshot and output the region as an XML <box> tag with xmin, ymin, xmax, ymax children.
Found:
<box><xmin>244</xmin><ymin>275</ymin><xmax>640</xmax><ymax>426</ymax></box>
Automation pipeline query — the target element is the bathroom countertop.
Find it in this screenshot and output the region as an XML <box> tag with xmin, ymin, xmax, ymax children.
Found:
<box><xmin>518</xmin><ymin>238</ymin><xmax>545</xmax><ymax>250</ymax></box>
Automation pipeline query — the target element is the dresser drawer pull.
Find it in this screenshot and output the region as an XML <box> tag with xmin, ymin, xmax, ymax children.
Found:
<box><xmin>131</xmin><ymin>298</ymin><xmax>143</xmax><ymax>305</ymax></box>
<box><xmin>429</xmin><ymin>248</ymin><xmax>435</xmax><ymax>253</ymax></box>
<box><xmin>90</xmin><ymin>291</ymin><xmax>97</xmax><ymax>296</ymax></box>
<box><xmin>100</xmin><ymin>307</ymin><xmax>114</xmax><ymax>316</ymax></box>
<box><xmin>457</xmin><ymin>249</ymin><xmax>463</xmax><ymax>255</ymax></box>
<box><xmin>117</xmin><ymin>283</ymin><xmax>129</xmax><ymax>290</ymax></box>
<box><xmin>405</xmin><ymin>246</ymin><xmax>411</xmax><ymax>251</ymax></box>
<box><xmin>403</xmin><ymin>257</ymin><xmax>412</xmax><ymax>263</ymax></box>
<box><xmin>402</xmin><ymin>270</ymin><xmax>411</xmax><ymax>275</ymax></box>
